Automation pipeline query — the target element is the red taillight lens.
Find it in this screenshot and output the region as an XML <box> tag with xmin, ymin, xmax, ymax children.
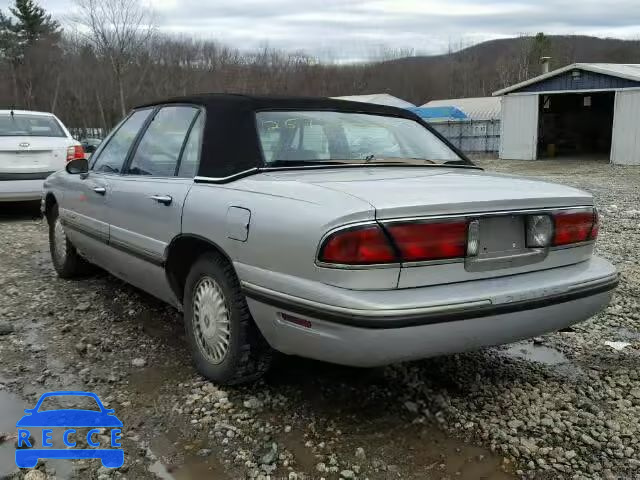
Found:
<box><xmin>552</xmin><ymin>209</ymin><xmax>597</xmax><ymax>246</ymax></box>
<box><xmin>66</xmin><ymin>145</ymin><xmax>85</xmax><ymax>162</ymax></box>
<box><xmin>386</xmin><ymin>221</ymin><xmax>468</xmax><ymax>261</ymax></box>
<box><xmin>319</xmin><ymin>225</ymin><xmax>397</xmax><ymax>265</ymax></box>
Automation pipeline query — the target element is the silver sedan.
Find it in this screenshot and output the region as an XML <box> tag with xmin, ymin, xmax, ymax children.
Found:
<box><xmin>41</xmin><ymin>94</ymin><xmax>618</xmax><ymax>384</ymax></box>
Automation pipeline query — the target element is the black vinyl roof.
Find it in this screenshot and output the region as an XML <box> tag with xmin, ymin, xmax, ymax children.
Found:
<box><xmin>134</xmin><ymin>94</ymin><xmax>440</xmax><ymax>179</ymax></box>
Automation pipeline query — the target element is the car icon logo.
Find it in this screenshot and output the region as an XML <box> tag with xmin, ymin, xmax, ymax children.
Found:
<box><xmin>15</xmin><ymin>391</ymin><xmax>124</xmax><ymax>469</ymax></box>
<box><xmin>18</xmin><ymin>142</ymin><xmax>30</xmax><ymax>148</ymax></box>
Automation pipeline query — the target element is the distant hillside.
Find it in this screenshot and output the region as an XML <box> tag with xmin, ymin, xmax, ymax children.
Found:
<box><xmin>357</xmin><ymin>35</ymin><xmax>640</xmax><ymax>104</ymax></box>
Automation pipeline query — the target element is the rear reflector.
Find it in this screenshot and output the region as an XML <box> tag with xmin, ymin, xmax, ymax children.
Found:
<box><xmin>385</xmin><ymin>220</ymin><xmax>468</xmax><ymax>261</ymax></box>
<box><xmin>552</xmin><ymin>209</ymin><xmax>597</xmax><ymax>246</ymax></box>
<box><xmin>66</xmin><ymin>145</ymin><xmax>85</xmax><ymax>162</ymax></box>
<box><xmin>319</xmin><ymin>224</ymin><xmax>397</xmax><ymax>265</ymax></box>
<box><xmin>280</xmin><ymin>313</ymin><xmax>312</xmax><ymax>329</ymax></box>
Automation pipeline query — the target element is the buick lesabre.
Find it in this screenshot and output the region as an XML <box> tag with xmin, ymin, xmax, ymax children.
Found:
<box><xmin>42</xmin><ymin>95</ymin><xmax>618</xmax><ymax>384</ymax></box>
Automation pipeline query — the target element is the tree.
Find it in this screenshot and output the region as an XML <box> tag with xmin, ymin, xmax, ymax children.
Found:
<box><xmin>73</xmin><ymin>0</ymin><xmax>156</xmax><ymax>117</ymax></box>
<box><xmin>10</xmin><ymin>0</ymin><xmax>60</xmax><ymax>44</ymax></box>
<box><xmin>0</xmin><ymin>9</ymin><xmax>17</xmax><ymax>59</ymax></box>
<box><xmin>529</xmin><ymin>32</ymin><xmax>551</xmax><ymax>74</ymax></box>
<box><xmin>0</xmin><ymin>1</ymin><xmax>61</xmax><ymax>106</ymax></box>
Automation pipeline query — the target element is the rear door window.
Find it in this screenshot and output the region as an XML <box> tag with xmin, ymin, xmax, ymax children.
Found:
<box><xmin>91</xmin><ymin>109</ymin><xmax>152</xmax><ymax>174</ymax></box>
<box><xmin>126</xmin><ymin>106</ymin><xmax>199</xmax><ymax>177</ymax></box>
<box><xmin>177</xmin><ymin>113</ymin><xmax>204</xmax><ymax>178</ymax></box>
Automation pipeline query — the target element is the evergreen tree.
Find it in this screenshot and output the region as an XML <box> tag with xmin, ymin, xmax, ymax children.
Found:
<box><xmin>10</xmin><ymin>0</ymin><xmax>59</xmax><ymax>44</ymax></box>
<box><xmin>0</xmin><ymin>9</ymin><xmax>20</xmax><ymax>61</ymax></box>
<box><xmin>529</xmin><ymin>32</ymin><xmax>552</xmax><ymax>72</ymax></box>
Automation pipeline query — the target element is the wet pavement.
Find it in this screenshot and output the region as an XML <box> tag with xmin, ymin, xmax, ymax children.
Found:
<box><xmin>0</xmin><ymin>389</ymin><xmax>25</xmax><ymax>478</ymax></box>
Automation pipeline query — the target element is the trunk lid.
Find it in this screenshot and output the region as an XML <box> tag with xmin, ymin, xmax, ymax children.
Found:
<box><xmin>0</xmin><ymin>136</ymin><xmax>70</xmax><ymax>175</ymax></box>
<box><xmin>264</xmin><ymin>166</ymin><xmax>595</xmax><ymax>287</ymax></box>
<box><xmin>267</xmin><ymin>167</ymin><xmax>592</xmax><ymax>217</ymax></box>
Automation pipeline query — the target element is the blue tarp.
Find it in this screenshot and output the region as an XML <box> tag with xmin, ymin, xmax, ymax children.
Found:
<box><xmin>408</xmin><ymin>106</ymin><xmax>468</xmax><ymax>120</ymax></box>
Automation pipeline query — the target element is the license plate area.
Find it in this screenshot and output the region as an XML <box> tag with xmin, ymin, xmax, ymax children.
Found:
<box><xmin>465</xmin><ymin>214</ymin><xmax>547</xmax><ymax>272</ymax></box>
<box><xmin>477</xmin><ymin>215</ymin><xmax>526</xmax><ymax>258</ymax></box>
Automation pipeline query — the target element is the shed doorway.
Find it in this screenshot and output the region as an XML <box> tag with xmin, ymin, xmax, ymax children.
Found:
<box><xmin>538</xmin><ymin>92</ymin><xmax>614</xmax><ymax>160</ymax></box>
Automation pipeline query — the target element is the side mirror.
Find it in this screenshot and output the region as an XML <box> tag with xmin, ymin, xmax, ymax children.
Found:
<box><xmin>66</xmin><ymin>158</ymin><xmax>89</xmax><ymax>175</ymax></box>
<box><xmin>85</xmin><ymin>144</ymin><xmax>97</xmax><ymax>154</ymax></box>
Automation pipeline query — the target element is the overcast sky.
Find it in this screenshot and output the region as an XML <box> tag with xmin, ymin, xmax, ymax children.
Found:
<box><xmin>4</xmin><ymin>0</ymin><xmax>640</xmax><ymax>60</ymax></box>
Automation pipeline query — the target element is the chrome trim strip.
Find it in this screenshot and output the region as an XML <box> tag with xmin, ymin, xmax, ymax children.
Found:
<box><xmin>401</xmin><ymin>258</ymin><xmax>465</xmax><ymax>268</ymax></box>
<box><xmin>62</xmin><ymin>218</ymin><xmax>163</xmax><ymax>266</ymax></box>
<box><xmin>315</xmin><ymin>261</ymin><xmax>402</xmax><ymax>270</ymax></box>
<box><xmin>464</xmin><ymin>248</ymin><xmax>547</xmax><ymax>272</ymax></box>
<box><xmin>61</xmin><ymin>218</ymin><xmax>108</xmax><ymax>243</ymax></box>
<box><xmin>566</xmin><ymin>273</ymin><xmax>619</xmax><ymax>292</ymax></box>
<box><xmin>241</xmin><ymin>281</ymin><xmax>491</xmax><ymax>318</ymax></box>
<box><xmin>259</xmin><ymin>163</ymin><xmax>482</xmax><ymax>172</ymax></box>
<box><xmin>549</xmin><ymin>240</ymin><xmax>596</xmax><ymax>251</ymax></box>
<box><xmin>379</xmin><ymin>206</ymin><xmax>594</xmax><ymax>224</ymax></box>
<box><xmin>194</xmin><ymin>168</ymin><xmax>261</xmax><ymax>184</ymax></box>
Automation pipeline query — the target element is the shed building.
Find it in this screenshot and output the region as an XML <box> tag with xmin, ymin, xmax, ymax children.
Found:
<box><xmin>493</xmin><ymin>63</ymin><xmax>640</xmax><ymax>165</ymax></box>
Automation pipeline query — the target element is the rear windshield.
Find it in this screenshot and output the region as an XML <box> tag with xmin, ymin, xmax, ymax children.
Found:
<box><xmin>256</xmin><ymin>111</ymin><xmax>465</xmax><ymax>166</ymax></box>
<box><xmin>0</xmin><ymin>114</ymin><xmax>66</xmax><ymax>137</ymax></box>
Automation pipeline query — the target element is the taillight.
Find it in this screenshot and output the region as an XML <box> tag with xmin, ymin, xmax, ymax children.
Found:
<box><xmin>66</xmin><ymin>145</ymin><xmax>85</xmax><ymax>162</ymax></box>
<box><xmin>319</xmin><ymin>225</ymin><xmax>397</xmax><ymax>265</ymax></box>
<box><xmin>319</xmin><ymin>208</ymin><xmax>599</xmax><ymax>267</ymax></box>
<box><xmin>552</xmin><ymin>209</ymin><xmax>598</xmax><ymax>246</ymax></box>
<box><xmin>386</xmin><ymin>221</ymin><xmax>468</xmax><ymax>261</ymax></box>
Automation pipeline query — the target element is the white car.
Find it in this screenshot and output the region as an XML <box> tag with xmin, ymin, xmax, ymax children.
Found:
<box><xmin>0</xmin><ymin>110</ymin><xmax>84</xmax><ymax>202</ymax></box>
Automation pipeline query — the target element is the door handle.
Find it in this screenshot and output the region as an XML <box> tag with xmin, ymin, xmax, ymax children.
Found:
<box><xmin>150</xmin><ymin>194</ymin><xmax>173</xmax><ymax>206</ymax></box>
<box><xmin>92</xmin><ymin>186</ymin><xmax>106</xmax><ymax>195</ymax></box>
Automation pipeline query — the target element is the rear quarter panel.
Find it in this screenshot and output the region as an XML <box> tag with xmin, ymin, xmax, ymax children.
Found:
<box><xmin>181</xmin><ymin>177</ymin><xmax>400</xmax><ymax>291</ymax></box>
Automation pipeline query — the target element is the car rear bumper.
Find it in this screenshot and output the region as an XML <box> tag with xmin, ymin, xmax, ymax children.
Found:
<box><xmin>243</xmin><ymin>256</ymin><xmax>617</xmax><ymax>366</ymax></box>
<box><xmin>0</xmin><ymin>178</ymin><xmax>48</xmax><ymax>201</ymax></box>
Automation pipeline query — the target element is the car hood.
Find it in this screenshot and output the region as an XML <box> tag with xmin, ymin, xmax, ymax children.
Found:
<box><xmin>16</xmin><ymin>410</ymin><xmax>123</xmax><ymax>427</ymax></box>
<box><xmin>260</xmin><ymin>167</ymin><xmax>593</xmax><ymax>218</ymax></box>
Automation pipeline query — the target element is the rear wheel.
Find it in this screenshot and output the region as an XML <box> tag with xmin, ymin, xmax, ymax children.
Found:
<box><xmin>183</xmin><ymin>253</ymin><xmax>272</xmax><ymax>384</ymax></box>
<box><xmin>48</xmin><ymin>204</ymin><xmax>91</xmax><ymax>278</ymax></box>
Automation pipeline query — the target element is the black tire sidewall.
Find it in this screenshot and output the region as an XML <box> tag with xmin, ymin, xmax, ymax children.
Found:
<box><xmin>183</xmin><ymin>255</ymin><xmax>249</xmax><ymax>383</ymax></box>
<box><xmin>48</xmin><ymin>204</ymin><xmax>72</xmax><ymax>276</ymax></box>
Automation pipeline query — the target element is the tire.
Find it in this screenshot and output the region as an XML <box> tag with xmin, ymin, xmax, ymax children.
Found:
<box><xmin>48</xmin><ymin>203</ymin><xmax>91</xmax><ymax>278</ymax></box>
<box><xmin>184</xmin><ymin>253</ymin><xmax>272</xmax><ymax>385</ymax></box>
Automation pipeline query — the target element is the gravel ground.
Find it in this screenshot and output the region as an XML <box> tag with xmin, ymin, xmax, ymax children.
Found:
<box><xmin>0</xmin><ymin>158</ymin><xmax>639</xmax><ymax>480</ymax></box>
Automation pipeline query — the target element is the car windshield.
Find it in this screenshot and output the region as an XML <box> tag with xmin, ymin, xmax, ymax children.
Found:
<box><xmin>256</xmin><ymin>111</ymin><xmax>468</xmax><ymax>167</ymax></box>
<box><xmin>0</xmin><ymin>113</ymin><xmax>66</xmax><ymax>137</ymax></box>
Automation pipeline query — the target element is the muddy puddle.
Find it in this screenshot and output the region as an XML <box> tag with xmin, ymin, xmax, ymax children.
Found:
<box><xmin>0</xmin><ymin>389</ymin><xmax>25</xmax><ymax>477</ymax></box>
<box><xmin>0</xmin><ymin>389</ymin><xmax>73</xmax><ymax>479</ymax></box>
<box><xmin>149</xmin><ymin>453</ymin><xmax>229</xmax><ymax>480</ymax></box>
<box><xmin>502</xmin><ymin>341</ymin><xmax>584</xmax><ymax>377</ymax></box>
